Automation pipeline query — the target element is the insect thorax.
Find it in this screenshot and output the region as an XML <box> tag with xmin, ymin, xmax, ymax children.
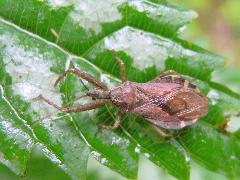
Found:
<box><xmin>110</xmin><ymin>81</ymin><xmax>137</xmax><ymax>113</ymax></box>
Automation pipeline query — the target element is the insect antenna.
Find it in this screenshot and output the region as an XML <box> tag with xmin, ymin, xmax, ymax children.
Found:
<box><xmin>30</xmin><ymin>114</ymin><xmax>69</xmax><ymax>128</ymax></box>
<box><xmin>61</xmin><ymin>77</ymin><xmax>91</xmax><ymax>106</ymax></box>
<box><xmin>79</xmin><ymin>78</ymin><xmax>89</xmax><ymax>91</ymax></box>
<box><xmin>63</xmin><ymin>94</ymin><xmax>88</xmax><ymax>107</ymax></box>
<box><xmin>60</xmin><ymin>76</ymin><xmax>90</xmax><ymax>107</ymax></box>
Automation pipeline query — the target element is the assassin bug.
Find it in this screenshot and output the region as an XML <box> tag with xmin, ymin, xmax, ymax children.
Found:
<box><xmin>37</xmin><ymin>56</ymin><xmax>208</xmax><ymax>130</ymax></box>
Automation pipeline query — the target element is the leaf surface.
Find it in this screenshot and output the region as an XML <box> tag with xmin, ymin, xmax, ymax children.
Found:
<box><xmin>0</xmin><ymin>0</ymin><xmax>240</xmax><ymax>179</ymax></box>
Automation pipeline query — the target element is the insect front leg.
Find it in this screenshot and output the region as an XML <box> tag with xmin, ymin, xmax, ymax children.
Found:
<box><xmin>101</xmin><ymin>111</ymin><xmax>122</xmax><ymax>130</ymax></box>
<box><xmin>35</xmin><ymin>95</ymin><xmax>110</xmax><ymax>113</ymax></box>
<box><xmin>54</xmin><ymin>68</ymin><xmax>108</xmax><ymax>90</ymax></box>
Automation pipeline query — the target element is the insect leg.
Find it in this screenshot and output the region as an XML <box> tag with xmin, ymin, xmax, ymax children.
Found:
<box><xmin>36</xmin><ymin>94</ymin><xmax>110</xmax><ymax>113</ymax></box>
<box><xmin>62</xmin><ymin>94</ymin><xmax>88</xmax><ymax>107</ymax></box>
<box><xmin>114</xmin><ymin>56</ymin><xmax>127</xmax><ymax>83</ymax></box>
<box><xmin>152</xmin><ymin>126</ymin><xmax>172</xmax><ymax>138</ymax></box>
<box><xmin>101</xmin><ymin>111</ymin><xmax>122</xmax><ymax>130</ymax></box>
<box><xmin>160</xmin><ymin>70</ymin><xmax>192</xmax><ymax>91</ymax></box>
<box><xmin>54</xmin><ymin>68</ymin><xmax>108</xmax><ymax>90</ymax></box>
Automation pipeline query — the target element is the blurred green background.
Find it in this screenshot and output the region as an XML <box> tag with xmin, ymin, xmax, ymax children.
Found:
<box><xmin>176</xmin><ymin>0</ymin><xmax>240</xmax><ymax>94</ymax></box>
<box><xmin>0</xmin><ymin>0</ymin><xmax>239</xmax><ymax>179</ymax></box>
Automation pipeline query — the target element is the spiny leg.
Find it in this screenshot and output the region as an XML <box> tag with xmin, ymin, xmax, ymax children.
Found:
<box><xmin>55</xmin><ymin>68</ymin><xmax>108</xmax><ymax>90</ymax></box>
<box><xmin>101</xmin><ymin>111</ymin><xmax>122</xmax><ymax>130</ymax></box>
<box><xmin>35</xmin><ymin>95</ymin><xmax>110</xmax><ymax>113</ymax></box>
<box><xmin>114</xmin><ymin>56</ymin><xmax>127</xmax><ymax>83</ymax></box>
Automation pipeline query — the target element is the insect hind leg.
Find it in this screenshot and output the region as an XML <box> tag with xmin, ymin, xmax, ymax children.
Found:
<box><xmin>152</xmin><ymin>126</ymin><xmax>172</xmax><ymax>137</ymax></box>
<box><xmin>101</xmin><ymin>111</ymin><xmax>122</xmax><ymax>130</ymax></box>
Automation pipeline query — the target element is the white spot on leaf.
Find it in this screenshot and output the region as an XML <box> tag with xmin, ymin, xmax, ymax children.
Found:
<box><xmin>47</xmin><ymin>0</ymin><xmax>124</xmax><ymax>34</ymax></box>
<box><xmin>185</xmin><ymin>155</ymin><xmax>190</xmax><ymax>163</ymax></box>
<box><xmin>231</xmin><ymin>155</ymin><xmax>236</xmax><ymax>160</ymax></box>
<box><xmin>143</xmin><ymin>153</ymin><xmax>150</xmax><ymax>158</ymax></box>
<box><xmin>46</xmin><ymin>0</ymin><xmax>72</xmax><ymax>7</ymax></box>
<box><xmin>0</xmin><ymin>121</ymin><xmax>33</xmax><ymax>150</ymax></box>
<box><xmin>207</xmin><ymin>90</ymin><xmax>219</xmax><ymax>105</ymax></box>
<box><xmin>111</xmin><ymin>136</ymin><xmax>121</xmax><ymax>145</ymax></box>
<box><xmin>111</xmin><ymin>136</ymin><xmax>130</xmax><ymax>146</ymax></box>
<box><xmin>0</xmin><ymin>33</ymin><xmax>61</xmax><ymax>117</ymax></box>
<box><xmin>134</xmin><ymin>144</ymin><xmax>141</xmax><ymax>154</ymax></box>
<box><xmin>129</xmin><ymin>0</ymin><xmax>197</xmax><ymax>20</ymax></box>
<box><xmin>100</xmin><ymin>157</ymin><xmax>108</xmax><ymax>164</ymax></box>
<box><xmin>227</xmin><ymin>116</ymin><xmax>240</xmax><ymax>133</ymax></box>
<box><xmin>100</xmin><ymin>74</ymin><xmax>119</xmax><ymax>89</ymax></box>
<box><xmin>71</xmin><ymin>0</ymin><xmax>123</xmax><ymax>34</ymax></box>
<box><xmin>40</xmin><ymin>143</ymin><xmax>63</xmax><ymax>165</ymax></box>
<box><xmin>104</xmin><ymin>27</ymin><xmax>168</xmax><ymax>71</ymax></box>
<box><xmin>91</xmin><ymin>151</ymin><xmax>109</xmax><ymax>165</ymax></box>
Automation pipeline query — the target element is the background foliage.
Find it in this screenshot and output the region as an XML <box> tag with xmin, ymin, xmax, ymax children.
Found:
<box><xmin>0</xmin><ymin>0</ymin><xmax>240</xmax><ymax>179</ymax></box>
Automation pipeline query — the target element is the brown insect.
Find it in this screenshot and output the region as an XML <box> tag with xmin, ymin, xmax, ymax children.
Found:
<box><xmin>38</xmin><ymin>56</ymin><xmax>208</xmax><ymax>130</ymax></box>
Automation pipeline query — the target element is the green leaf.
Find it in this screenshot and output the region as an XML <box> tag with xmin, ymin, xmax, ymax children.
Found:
<box><xmin>0</xmin><ymin>0</ymin><xmax>240</xmax><ymax>179</ymax></box>
<box><xmin>208</xmin><ymin>81</ymin><xmax>240</xmax><ymax>113</ymax></box>
<box><xmin>0</xmin><ymin>19</ymin><xmax>138</xmax><ymax>179</ymax></box>
<box><xmin>179</xmin><ymin>122</ymin><xmax>240</xmax><ymax>178</ymax></box>
<box><xmin>0</xmin><ymin>0</ymin><xmax>197</xmax><ymax>53</ymax></box>
<box><xmin>121</xmin><ymin>116</ymin><xmax>190</xmax><ymax>180</ymax></box>
<box><xmin>0</xmin><ymin>88</ymin><xmax>34</xmax><ymax>176</ymax></box>
<box><xmin>62</xmin><ymin>58</ymin><xmax>139</xmax><ymax>178</ymax></box>
<box><xmin>234</xmin><ymin>130</ymin><xmax>240</xmax><ymax>140</ymax></box>
<box><xmin>0</xmin><ymin>21</ymin><xmax>90</xmax><ymax>179</ymax></box>
<box><xmin>0</xmin><ymin>0</ymin><xmax>222</xmax><ymax>83</ymax></box>
<box><xmin>201</xmin><ymin>104</ymin><xmax>225</xmax><ymax>127</ymax></box>
<box><xmin>83</xmin><ymin>27</ymin><xmax>223</xmax><ymax>82</ymax></box>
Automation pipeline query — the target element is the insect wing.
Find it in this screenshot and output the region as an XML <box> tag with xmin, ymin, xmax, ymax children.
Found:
<box><xmin>146</xmin><ymin>117</ymin><xmax>197</xmax><ymax>129</ymax></box>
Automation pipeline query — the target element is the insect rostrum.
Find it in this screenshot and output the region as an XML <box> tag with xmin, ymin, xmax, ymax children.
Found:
<box><xmin>38</xmin><ymin>56</ymin><xmax>208</xmax><ymax>130</ymax></box>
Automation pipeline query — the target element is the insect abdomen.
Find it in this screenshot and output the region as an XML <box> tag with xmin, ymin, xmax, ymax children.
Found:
<box><xmin>131</xmin><ymin>79</ymin><xmax>208</xmax><ymax>129</ymax></box>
